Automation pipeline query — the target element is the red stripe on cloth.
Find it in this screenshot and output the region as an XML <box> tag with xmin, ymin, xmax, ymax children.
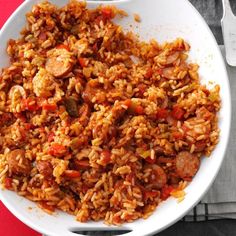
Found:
<box><xmin>0</xmin><ymin>201</ymin><xmax>41</xmax><ymax>236</ymax></box>
<box><xmin>0</xmin><ymin>0</ymin><xmax>24</xmax><ymax>28</ymax></box>
<box><xmin>0</xmin><ymin>2</ymin><xmax>41</xmax><ymax>235</ymax></box>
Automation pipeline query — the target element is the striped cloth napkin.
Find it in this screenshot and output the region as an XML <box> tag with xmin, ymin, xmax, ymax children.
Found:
<box><xmin>184</xmin><ymin>46</ymin><xmax>236</xmax><ymax>222</ymax></box>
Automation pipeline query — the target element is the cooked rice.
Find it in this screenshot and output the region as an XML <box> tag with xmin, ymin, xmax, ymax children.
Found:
<box><xmin>0</xmin><ymin>0</ymin><xmax>221</xmax><ymax>225</ymax></box>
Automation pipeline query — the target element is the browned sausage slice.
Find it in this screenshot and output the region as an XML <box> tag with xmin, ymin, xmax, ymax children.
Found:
<box><xmin>165</xmin><ymin>52</ymin><xmax>180</xmax><ymax>65</ymax></box>
<box><xmin>45</xmin><ymin>48</ymin><xmax>73</xmax><ymax>78</ymax></box>
<box><xmin>148</xmin><ymin>164</ymin><xmax>167</xmax><ymax>189</ymax></box>
<box><xmin>7</xmin><ymin>149</ymin><xmax>31</xmax><ymax>175</ymax></box>
<box><xmin>36</xmin><ymin>161</ymin><xmax>53</xmax><ymax>177</ymax></box>
<box><xmin>176</xmin><ymin>151</ymin><xmax>200</xmax><ymax>180</ymax></box>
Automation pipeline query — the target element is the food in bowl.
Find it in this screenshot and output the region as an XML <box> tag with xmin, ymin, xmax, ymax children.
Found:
<box><xmin>0</xmin><ymin>0</ymin><xmax>220</xmax><ymax>225</ymax></box>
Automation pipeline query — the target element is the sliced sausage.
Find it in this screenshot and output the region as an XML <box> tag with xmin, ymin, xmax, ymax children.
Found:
<box><xmin>46</xmin><ymin>48</ymin><xmax>73</xmax><ymax>78</ymax></box>
<box><xmin>147</xmin><ymin>164</ymin><xmax>167</xmax><ymax>189</ymax></box>
<box><xmin>161</xmin><ymin>67</ymin><xmax>176</xmax><ymax>80</ymax></box>
<box><xmin>165</xmin><ymin>52</ymin><xmax>180</xmax><ymax>65</ymax></box>
<box><xmin>176</xmin><ymin>151</ymin><xmax>200</xmax><ymax>180</ymax></box>
<box><xmin>156</xmin><ymin>51</ymin><xmax>179</xmax><ymax>66</ymax></box>
<box><xmin>36</xmin><ymin>161</ymin><xmax>53</xmax><ymax>177</ymax></box>
<box><xmin>7</xmin><ymin>149</ymin><xmax>31</xmax><ymax>175</ymax></box>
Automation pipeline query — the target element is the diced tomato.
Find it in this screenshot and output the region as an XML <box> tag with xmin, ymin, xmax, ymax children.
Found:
<box><xmin>78</xmin><ymin>57</ymin><xmax>87</xmax><ymax>68</ymax></box>
<box><xmin>64</xmin><ymin>170</ymin><xmax>81</xmax><ymax>178</ymax></box>
<box><xmin>48</xmin><ymin>132</ymin><xmax>55</xmax><ymax>142</ymax></box>
<box><xmin>76</xmin><ymin>160</ymin><xmax>90</xmax><ymax>167</ymax></box>
<box><xmin>101</xmin><ymin>150</ymin><xmax>111</xmax><ymax>164</ymax></box>
<box><xmin>161</xmin><ymin>185</ymin><xmax>174</xmax><ymax>200</ymax></box>
<box><xmin>101</xmin><ymin>7</ymin><xmax>114</xmax><ymax>20</ymax></box>
<box><xmin>135</xmin><ymin>105</ymin><xmax>145</xmax><ymax>115</ymax></box>
<box><xmin>21</xmin><ymin>98</ymin><xmax>38</xmax><ymax>111</ymax></box>
<box><xmin>56</xmin><ymin>44</ymin><xmax>70</xmax><ymax>51</ymax></box>
<box><xmin>24</xmin><ymin>123</ymin><xmax>32</xmax><ymax>130</ymax></box>
<box><xmin>144</xmin><ymin>190</ymin><xmax>159</xmax><ymax>200</ymax></box>
<box><xmin>122</xmin><ymin>99</ymin><xmax>132</xmax><ymax>108</ymax></box>
<box><xmin>171</xmin><ymin>105</ymin><xmax>185</xmax><ymax>120</ymax></box>
<box><xmin>48</xmin><ymin>143</ymin><xmax>67</xmax><ymax>157</ymax></box>
<box><xmin>172</xmin><ymin>131</ymin><xmax>184</xmax><ymax>140</ymax></box>
<box><xmin>113</xmin><ymin>214</ymin><xmax>121</xmax><ymax>224</ymax></box>
<box><xmin>4</xmin><ymin>178</ymin><xmax>12</xmax><ymax>189</ymax></box>
<box><xmin>42</xmin><ymin>103</ymin><xmax>57</xmax><ymax>111</ymax></box>
<box><xmin>145</xmin><ymin>68</ymin><xmax>153</xmax><ymax>79</ymax></box>
<box><xmin>156</xmin><ymin>108</ymin><xmax>168</xmax><ymax>119</ymax></box>
<box><xmin>145</xmin><ymin>156</ymin><xmax>156</xmax><ymax>164</ymax></box>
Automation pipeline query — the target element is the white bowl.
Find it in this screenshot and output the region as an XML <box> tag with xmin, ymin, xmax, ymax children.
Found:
<box><xmin>0</xmin><ymin>0</ymin><xmax>231</xmax><ymax>236</ymax></box>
